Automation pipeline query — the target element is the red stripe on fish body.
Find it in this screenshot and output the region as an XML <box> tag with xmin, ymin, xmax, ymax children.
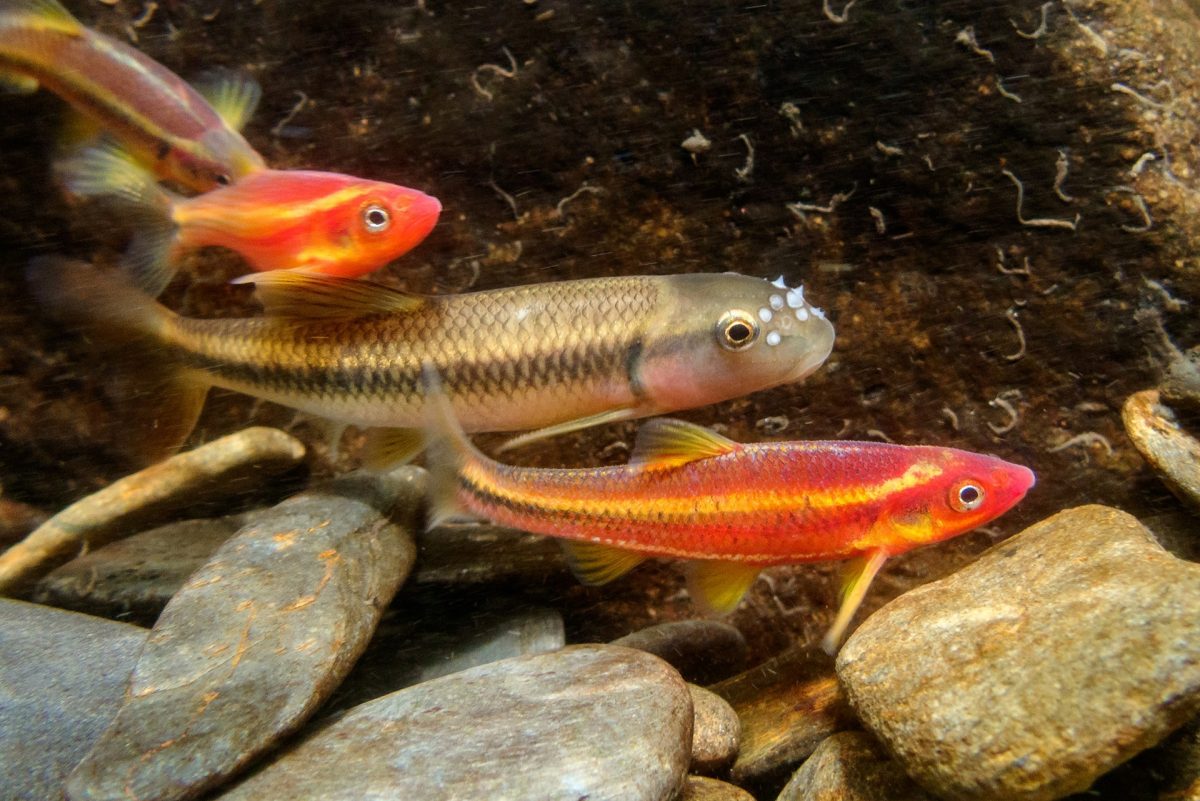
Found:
<box><xmin>455</xmin><ymin>438</ymin><xmax>1034</xmax><ymax>566</ymax></box>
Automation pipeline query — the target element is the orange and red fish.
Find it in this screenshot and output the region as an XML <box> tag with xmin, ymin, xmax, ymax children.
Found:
<box><xmin>426</xmin><ymin>384</ymin><xmax>1035</xmax><ymax>651</ymax></box>
<box><xmin>58</xmin><ymin>143</ymin><xmax>442</xmax><ymax>294</ymax></box>
<box><xmin>0</xmin><ymin>0</ymin><xmax>265</xmax><ymax>191</ymax></box>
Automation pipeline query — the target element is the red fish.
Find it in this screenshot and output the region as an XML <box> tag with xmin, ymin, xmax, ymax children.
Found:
<box><xmin>426</xmin><ymin>387</ymin><xmax>1035</xmax><ymax>651</ymax></box>
<box><xmin>0</xmin><ymin>0</ymin><xmax>265</xmax><ymax>191</ymax></box>
<box><xmin>58</xmin><ymin>143</ymin><xmax>442</xmax><ymax>294</ymax></box>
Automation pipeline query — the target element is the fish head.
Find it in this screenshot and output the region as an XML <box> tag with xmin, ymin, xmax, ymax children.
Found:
<box><xmin>187</xmin><ymin>129</ymin><xmax>268</xmax><ymax>190</ymax></box>
<box><xmin>876</xmin><ymin>448</ymin><xmax>1036</xmax><ymax>552</ymax></box>
<box><xmin>638</xmin><ymin>273</ymin><xmax>835</xmax><ymax>411</ymax></box>
<box><xmin>339</xmin><ymin>182</ymin><xmax>443</xmax><ymax>269</ymax></box>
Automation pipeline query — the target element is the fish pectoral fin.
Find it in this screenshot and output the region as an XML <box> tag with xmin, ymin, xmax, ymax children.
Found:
<box><xmin>686</xmin><ymin>560</ymin><xmax>761</xmax><ymax>615</ymax></box>
<box><xmin>0</xmin><ymin>69</ymin><xmax>39</xmax><ymax>94</ymax></box>
<box><xmin>193</xmin><ymin>69</ymin><xmax>262</xmax><ymax>131</ymax></box>
<box><xmin>496</xmin><ymin>407</ymin><xmax>640</xmax><ymax>453</ymax></box>
<box><xmin>561</xmin><ymin>541</ymin><xmax>646</xmax><ymax>586</ymax></box>
<box><xmin>630</xmin><ymin>418</ymin><xmax>740</xmax><ymax>470</ymax></box>
<box><xmin>361</xmin><ymin>427</ymin><xmax>425</xmax><ymax>471</ymax></box>
<box><xmin>822</xmin><ymin>550</ymin><xmax>889</xmax><ymax>655</ymax></box>
<box><xmin>235</xmin><ymin>271</ymin><xmax>425</xmax><ymax>319</ymax></box>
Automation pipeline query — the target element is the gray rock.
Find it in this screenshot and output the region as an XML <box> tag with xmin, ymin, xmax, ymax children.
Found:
<box><xmin>1161</xmin><ymin>346</ymin><xmax>1200</xmax><ymax>416</ymax></box>
<box><xmin>412</xmin><ymin>522</ymin><xmax>565</xmax><ymax>586</ymax></box>
<box><xmin>688</xmin><ymin>684</ymin><xmax>740</xmax><ymax>776</ymax></box>
<box><xmin>32</xmin><ymin>514</ymin><xmax>248</xmax><ymax>622</ymax></box>
<box><xmin>0</xmin><ymin>599</ymin><xmax>146</xmax><ymax>801</ymax></box>
<box><xmin>837</xmin><ymin>505</ymin><xmax>1200</xmax><ymax>801</ymax></box>
<box><xmin>679</xmin><ymin>775</ymin><xmax>756</xmax><ymax>801</ymax></box>
<box><xmin>611</xmin><ymin>620</ymin><xmax>749</xmax><ymax>684</ymax></box>
<box><xmin>219</xmin><ymin>645</ymin><xmax>692</xmax><ymax>801</ymax></box>
<box><xmin>1123</xmin><ymin>389</ymin><xmax>1200</xmax><ymax>511</ymax></box>
<box><xmin>326</xmin><ymin>605</ymin><xmax>564</xmax><ymax>713</ymax></box>
<box><xmin>777</xmin><ymin>731</ymin><xmax>934</xmax><ymax>801</ymax></box>
<box><xmin>67</xmin><ymin>469</ymin><xmax>423</xmax><ymax>801</ymax></box>
<box><xmin>710</xmin><ymin>646</ymin><xmax>853</xmax><ymax>786</ymax></box>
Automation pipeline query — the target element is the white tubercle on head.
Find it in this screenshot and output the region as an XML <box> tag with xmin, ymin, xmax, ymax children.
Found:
<box><xmin>771</xmin><ymin>275</ymin><xmax>788</xmax><ymax>290</ymax></box>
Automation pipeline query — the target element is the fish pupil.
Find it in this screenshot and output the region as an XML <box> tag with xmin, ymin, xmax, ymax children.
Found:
<box><xmin>363</xmin><ymin>205</ymin><xmax>391</xmax><ymax>232</ymax></box>
<box><xmin>728</xmin><ymin>323</ymin><xmax>751</xmax><ymax>342</ymax></box>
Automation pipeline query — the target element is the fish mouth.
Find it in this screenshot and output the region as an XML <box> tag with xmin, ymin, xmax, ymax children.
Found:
<box><xmin>787</xmin><ymin>325</ymin><xmax>835</xmax><ymax>382</ymax></box>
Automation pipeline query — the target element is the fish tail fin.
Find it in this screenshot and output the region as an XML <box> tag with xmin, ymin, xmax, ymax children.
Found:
<box><xmin>420</xmin><ymin>365</ymin><xmax>483</xmax><ymax>529</ymax></box>
<box><xmin>26</xmin><ymin>257</ymin><xmax>209</xmax><ymax>464</ymax></box>
<box><xmin>55</xmin><ymin>141</ymin><xmax>180</xmax><ymax>296</ymax></box>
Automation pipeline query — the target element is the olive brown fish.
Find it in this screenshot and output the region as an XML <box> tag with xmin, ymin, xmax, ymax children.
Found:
<box><xmin>28</xmin><ymin>260</ymin><xmax>836</xmax><ymax>464</ymax></box>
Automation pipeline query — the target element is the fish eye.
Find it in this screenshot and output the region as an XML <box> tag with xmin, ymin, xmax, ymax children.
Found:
<box><xmin>949</xmin><ymin>480</ymin><xmax>985</xmax><ymax>512</ymax></box>
<box><xmin>214</xmin><ymin>173</ymin><xmax>231</xmax><ymax>186</ymax></box>
<box><xmin>362</xmin><ymin>204</ymin><xmax>391</xmax><ymax>233</ymax></box>
<box><xmin>716</xmin><ymin>310</ymin><xmax>760</xmax><ymax>351</ymax></box>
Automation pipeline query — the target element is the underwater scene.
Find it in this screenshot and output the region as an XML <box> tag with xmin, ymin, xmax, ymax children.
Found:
<box><xmin>0</xmin><ymin>0</ymin><xmax>1198</xmax><ymax>798</ymax></box>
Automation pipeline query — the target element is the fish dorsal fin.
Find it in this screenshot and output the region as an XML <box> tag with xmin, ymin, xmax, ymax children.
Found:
<box><xmin>561</xmin><ymin>541</ymin><xmax>645</xmax><ymax>586</ymax></box>
<box><xmin>629</xmin><ymin>418</ymin><xmax>739</xmax><ymax>469</ymax></box>
<box><xmin>236</xmin><ymin>272</ymin><xmax>425</xmax><ymax>318</ymax></box>
<box><xmin>821</xmin><ymin>550</ymin><xmax>889</xmax><ymax>655</ymax></box>
<box><xmin>6</xmin><ymin>0</ymin><xmax>79</xmax><ymax>29</ymax></box>
<box><xmin>192</xmin><ymin>70</ymin><xmax>262</xmax><ymax>131</ymax></box>
<box><xmin>686</xmin><ymin>561</ymin><xmax>761</xmax><ymax>615</ymax></box>
<box><xmin>0</xmin><ymin>69</ymin><xmax>39</xmax><ymax>94</ymax></box>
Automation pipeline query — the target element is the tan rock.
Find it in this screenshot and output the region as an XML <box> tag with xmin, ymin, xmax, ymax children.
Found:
<box><xmin>838</xmin><ymin>505</ymin><xmax>1200</xmax><ymax>801</ymax></box>
<box><xmin>776</xmin><ymin>731</ymin><xmax>934</xmax><ymax>801</ymax></box>
<box><xmin>688</xmin><ymin>683</ymin><xmax>741</xmax><ymax>775</ymax></box>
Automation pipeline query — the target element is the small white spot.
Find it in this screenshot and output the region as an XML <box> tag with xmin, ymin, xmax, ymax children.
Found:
<box><xmin>769</xmin><ymin>294</ymin><xmax>784</xmax><ymax>311</ymax></box>
<box><xmin>786</xmin><ymin>286</ymin><xmax>806</xmax><ymax>309</ymax></box>
<box><xmin>795</xmin><ymin>307</ymin><xmax>809</xmax><ymax>321</ymax></box>
<box><xmin>766</xmin><ymin>331</ymin><xmax>781</xmax><ymax>346</ymax></box>
<box><xmin>771</xmin><ymin>275</ymin><xmax>788</xmax><ymax>289</ymax></box>
<box><xmin>758</xmin><ymin>307</ymin><xmax>773</xmax><ymax>323</ymax></box>
<box><xmin>811</xmin><ymin>306</ymin><xmax>826</xmax><ymax>319</ymax></box>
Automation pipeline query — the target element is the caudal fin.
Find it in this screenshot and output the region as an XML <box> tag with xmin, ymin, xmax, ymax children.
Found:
<box><xmin>26</xmin><ymin>257</ymin><xmax>209</xmax><ymax>463</ymax></box>
<box><xmin>55</xmin><ymin>141</ymin><xmax>180</xmax><ymax>296</ymax></box>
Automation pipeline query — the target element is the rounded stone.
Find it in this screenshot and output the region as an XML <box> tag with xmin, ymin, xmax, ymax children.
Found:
<box><xmin>837</xmin><ymin>505</ymin><xmax>1200</xmax><ymax>801</ymax></box>
<box><xmin>777</xmin><ymin>731</ymin><xmax>934</xmax><ymax>801</ymax></box>
<box><xmin>688</xmin><ymin>683</ymin><xmax>741</xmax><ymax>775</ymax></box>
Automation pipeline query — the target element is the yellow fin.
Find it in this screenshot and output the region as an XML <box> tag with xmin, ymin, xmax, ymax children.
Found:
<box><xmin>237</xmin><ymin>272</ymin><xmax>425</xmax><ymax>318</ymax></box>
<box><xmin>5</xmin><ymin>0</ymin><xmax>79</xmax><ymax>28</ymax></box>
<box><xmin>822</xmin><ymin>550</ymin><xmax>889</xmax><ymax>654</ymax></box>
<box><xmin>629</xmin><ymin>418</ymin><xmax>739</xmax><ymax>470</ymax></box>
<box><xmin>686</xmin><ymin>560</ymin><xmax>760</xmax><ymax>614</ymax></box>
<box><xmin>0</xmin><ymin>69</ymin><xmax>38</xmax><ymax>94</ymax></box>
<box><xmin>193</xmin><ymin>70</ymin><xmax>262</xmax><ymax>131</ymax></box>
<box><xmin>561</xmin><ymin>540</ymin><xmax>646</xmax><ymax>586</ymax></box>
<box><xmin>496</xmin><ymin>407</ymin><xmax>639</xmax><ymax>453</ymax></box>
<box><xmin>361</xmin><ymin>427</ymin><xmax>424</xmax><ymax>471</ymax></box>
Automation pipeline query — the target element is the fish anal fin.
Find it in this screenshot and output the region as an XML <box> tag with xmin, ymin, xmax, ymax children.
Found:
<box><xmin>192</xmin><ymin>69</ymin><xmax>262</xmax><ymax>131</ymax></box>
<box><xmin>0</xmin><ymin>69</ymin><xmax>38</xmax><ymax>94</ymax></box>
<box><xmin>361</xmin><ymin>427</ymin><xmax>424</xmax><ymax>471</ymax></box>
<box><xmin>561</xmin><ymin>540</ymin><xmax>645</xmax><ymax>586</ymax></box>
<box><xmin>630</xmin><ymin>418</ymin><xmax>739</xmax><ymax>470</ymax></box>
<box><xmin>822</xmin><ymin>550</ymin><xmax>889</xmax><ymax>655</ymax></box>
<box><xmin>497</xmin><ymin>407</ymin><xmax>640</xmax><ymax>453</ymax></box>
<box><xmin>686</xmin><ymin>560</ymin><xmax>760</xmax><ymax>615</ymax></box>
<box><xmin>236</xmin><ymin>272</ymin><xmax>425</xmax><ymax>319</ymax></box>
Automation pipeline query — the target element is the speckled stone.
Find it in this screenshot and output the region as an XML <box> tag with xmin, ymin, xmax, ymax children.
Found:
<box><xmin>611</xmin><ymin>620</ymin><xmax>749</xmax><ymax>685</ymax></box>
<box><xmin>32</xmin><ymin>514</ymin><xmax>247</xmax><ymax>622</ymax></box>
<box><xmin>67</xmin><ymin>469</ymin><xmax>423</xmax><ymax>801</ymax></box>
<box><xmin>0</xmin><ymin>599</ymin><xmax>146</xmax><ymax>801</ymax></box>
<box><xmin>1123</xmin><ymin>389</ymin><xmax>1200</xmax><ymax>511</ymax></box>
<box><xmin>837</xmin><ymin>505</ymin><xmax>1200</xmax><ymax>801</ymax></box>
<box><xmin>679</xmin><ymin>775</ymin><xmax>756</xmax><ymax>801</ymax></box>
<box><xmin>711</xmin><ymin>646</ymin><xmax>853</xmax><ymax>786</ymax></box>
<box><xmin>776</xmin><ymin>731</ymin><xmax>934</xmax><ymax>801</ymax></box>
<box><xmin>218</xmin><ymin>645</ymin><xmax>693</xmax><ymax>801</ymax></box>
<box><xmin>688</xmin><ymin>683</ymin><xmax>741</xmax><ymax>775</ymax></box>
